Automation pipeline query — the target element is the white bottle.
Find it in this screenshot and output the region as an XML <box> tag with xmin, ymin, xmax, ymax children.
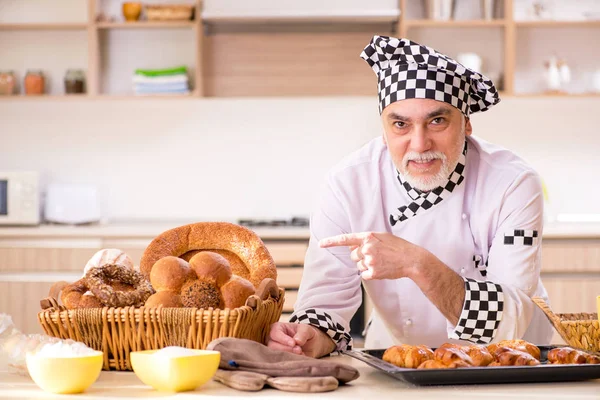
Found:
<box><xmin>545</xmin><ymin>57</ymin><xmax>561</xmax><ymax>91</ymax></box>
<box><xmin>592</xmin><ymin>69</ymin><xmax>600</xmax><ymax>93</ymax></box>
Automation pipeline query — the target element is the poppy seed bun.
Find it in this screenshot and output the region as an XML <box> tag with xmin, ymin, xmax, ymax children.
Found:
<box><xmin>189</xmin><ymin>251</ymin><xmax>232</xmax><ymax>288</ymax></box>
<box><xmin>181</xmin><ymin>280</ymin><xmax>223</xmax><ymax>309</ymax></box>
<box><xmin>150</xmin><ymin>256</ymin><xmax>193</xmax><ymax>292</ymax></box>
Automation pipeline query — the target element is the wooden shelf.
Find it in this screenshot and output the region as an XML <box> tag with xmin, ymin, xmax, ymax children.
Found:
<box><xmin>515</xmin><ymin>20</ymin><xmax>600</xmax><ymax>28</ymax></box>
<box><xmin>513</xmin><ymin>92</ymin><xmax>600</xmax><ymax>98</ymax></box>
<box><xmin>405</xmin><ymin>19</ymin><xmax>506</xmax><ymax>28</ymax></box>
<box><xmin>202</xmin><ymin>12</ymin><xmax>400</xmax><ymax>25</ymax></box>
<box><xmin>96</xmin><ymin>21</ymin><xmax>195</xmax><ymax>29</ymax></box>
<box><xmin>0</xmin><ymin>23</ymin><xmax>87</xmax><ymax>30</ymax></box>
<box><xmin>0</xmin><ymin>94</ymin><xmax>197</xmax><ymax>101</ymax></box>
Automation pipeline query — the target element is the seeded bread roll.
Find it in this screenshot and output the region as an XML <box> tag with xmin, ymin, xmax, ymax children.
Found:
<box><xmin>181</xmin><ymin>280</ymin><xmax>223</xmax><ymax>309</ymax></box>
<box><xmin>139</xmin><ymin>222</ymin><xmax>277</xmax><ymax>288</ymax></box>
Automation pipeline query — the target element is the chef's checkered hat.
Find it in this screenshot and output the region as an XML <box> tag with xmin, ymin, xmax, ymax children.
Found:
<box><xmin>360</xmin><ymin>36</ymin><xmax>500</xmax><ymax>115</ymax></box>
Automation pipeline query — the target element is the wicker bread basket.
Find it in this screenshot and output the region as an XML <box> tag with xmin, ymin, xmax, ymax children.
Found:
<box><xmin>532</xmin><ymin>296</ymin><xmax>599</xmax><ymax>353</ymax></box>
<box><xmin>146</xmin><ymin>4</ymin><xmax>195</xmax><ymax>21</ymax></box>
<box><xmin>38</xmin><ymin>289</ymin><xmax>284</xmax><ymax>371</ymax></box>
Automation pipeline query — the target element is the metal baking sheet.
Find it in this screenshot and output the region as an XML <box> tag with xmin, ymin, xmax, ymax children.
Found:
<box><xmin>344</xmin><ymin>346</ymin><xmax>600</xmax><ymax>386</ymax></box>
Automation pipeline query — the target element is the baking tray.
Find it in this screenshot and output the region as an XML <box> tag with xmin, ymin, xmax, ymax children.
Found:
<box><xmin>344</xmin><ymin>346</ymin><xmax>600</xmax><ymax>386</ymax></box>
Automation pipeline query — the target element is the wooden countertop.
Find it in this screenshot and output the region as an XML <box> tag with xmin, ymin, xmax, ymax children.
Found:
<box><xmin>1</xmin><ymin>355</ymin><xmax>599</xmax><ymax>399</ymax></box>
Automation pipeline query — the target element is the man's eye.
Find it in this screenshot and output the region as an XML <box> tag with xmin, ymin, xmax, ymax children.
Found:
<box><xmin>431</xmin><ymin>117</ymin><xmax>445</xmax><ymax>124</ymax></box>
<box><xmin>394</xmin><ymin>121</ymin><xmax>406</xmax><ymax>128</ymax></box>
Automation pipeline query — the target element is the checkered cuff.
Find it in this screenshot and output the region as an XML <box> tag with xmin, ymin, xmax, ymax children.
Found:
<box><xmin>450</xmin><ymin>278</ymin><xmax>504</xmax><ymax>344</ymax></box>
<box><xmin>289</xmin><ymin>308</ymin><xmax>353</xmax><ymax>352</ymax></box>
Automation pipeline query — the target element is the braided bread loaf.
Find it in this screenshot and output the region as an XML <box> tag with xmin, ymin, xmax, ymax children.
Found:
<box><xmin>139</xmin><ymin>222</ymin><xmax>277</xmax><ymax>288</ymax></box>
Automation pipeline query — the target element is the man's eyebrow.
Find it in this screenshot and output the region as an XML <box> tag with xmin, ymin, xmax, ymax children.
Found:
<box><xmin>425</xmin><ymin>107</ymin><xmax>452</xmax><ymax>119</ymax></box>
<box><xmin>387</xmin><ymin>112</ymin><xmax>410</xmax><ymax>121</ymax></box>
<box><xmin>387</xmin><ymin>107</ymin><xmax>453</xmax><ymax>122</ymax></box>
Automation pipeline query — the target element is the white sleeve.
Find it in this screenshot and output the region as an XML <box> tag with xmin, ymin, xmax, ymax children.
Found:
<box><xmin>449</xmin><ymin>170</ymin><xmax>544</xmax><ymax>344</ymax></box>
<box><xmin>289</xmin><ymin>174</ymin><xmax>363</xmax><ymax>352</ymax></box>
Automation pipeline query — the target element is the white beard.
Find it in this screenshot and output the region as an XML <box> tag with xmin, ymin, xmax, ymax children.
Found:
<box><xmin>399</xmin><ymin>133</ymin><xmax>465</xmax><ymax>192</ymax></box>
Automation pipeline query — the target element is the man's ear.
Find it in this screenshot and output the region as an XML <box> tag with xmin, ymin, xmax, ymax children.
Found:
<box><xmin>464</xmin><ymin>117</ymin><xmax>473</xmax><ymax>136</ymax></box>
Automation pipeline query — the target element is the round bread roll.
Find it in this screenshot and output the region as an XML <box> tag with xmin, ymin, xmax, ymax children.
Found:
<box><xmin>84</xmin><ymin>249</ymin><xmax>134</xmax><ymax>276</ymax></box>
<box><xmin>140</xmin><ymin>222</ymin><xmax>277</xmax><ymax>288</ymax></box>
<box><xmin>220</xmin><ymin>275</ymin><xmax>256</xmax><ymax>309</ymax></box>
<box><xmin>182</xmin><ymin>249</ymin><xmax>250</xmax><ymax>281</ymax></box>
<box><xmin>145</xmin><ymin>291</ymin><xmax>183</xmax><ymax>308</ymax></box>
<box><xmin>181</xmin><ymin>280</ymin><xmax>223</xmax><ymax>309</ymax></box>
<box><xmin>189</xmin><ymin>252</ymin><xmax>232</xmax><ymax>288</ymax></box>
<box><xmin>79</xmin><ymin>293</ymin><xmax>104</xmax><ymax>308</ymax></box>
<box><xmin>150</xmin><ymin>256</ymin><xmax>194</xmax><ymax>292</ymax></box>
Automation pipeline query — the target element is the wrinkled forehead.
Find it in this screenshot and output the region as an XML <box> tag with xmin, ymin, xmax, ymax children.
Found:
<box><xmin>381</xmin><ymin>98</ymin><xmax>462</xmax><ymax>121</ymax></box>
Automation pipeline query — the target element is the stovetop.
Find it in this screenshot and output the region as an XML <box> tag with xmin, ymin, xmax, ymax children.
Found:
<box><xmin>237</xmin><ymin>217</ymin><xmax>309</xmax><ymax>227</ymax></box>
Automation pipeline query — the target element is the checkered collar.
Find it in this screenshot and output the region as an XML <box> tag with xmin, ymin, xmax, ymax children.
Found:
<box><xmin>390</xmin><ymin>141</ymin><xmax>467</xmax><ymax>226</ymax></box>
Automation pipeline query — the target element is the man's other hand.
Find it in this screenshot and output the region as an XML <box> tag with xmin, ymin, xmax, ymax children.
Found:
<box><xmin>266</xmin><ymin>322</ymin><xmax>335</xmax><ymax>358</ymax></box>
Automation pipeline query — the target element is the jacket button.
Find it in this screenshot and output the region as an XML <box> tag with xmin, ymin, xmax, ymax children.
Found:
<box><xmin>405</xmin><ymin>319</ymin><xmax>413</xmax><ymax>326</ymax></box>
<box><xmin>460</xmin><ymin>268</ymin><xmax>466</xmax><ymax>274</ymax></box>
<box><xmin>461</xmin><ymin>213</ymin><xmax>467</xmax><ymax>220</ymax></box>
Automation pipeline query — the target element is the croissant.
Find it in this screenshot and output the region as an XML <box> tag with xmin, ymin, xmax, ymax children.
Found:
<box><xmin>487</xmin><ymin>339</ymin><xmax>541</xmax><ymax>360</ymax></box>
<box><xmin>433</xmin><ymin>346</ymin><xmax>474</xmax><ymax>367</ymax></box>
<box><xmin>547</xmin><ymin>347</ymin><xmax>600</xmax><ymax>365</ymax></box>
<box><xmin>417</xmin><ymin>359</ymin><xmax>471</xmax><ymax>369</ymax></box>
<box><xmin>437</xmin><ymin>343</ymin><xmax>493</xmax><ymax>367</ymax></box>
<box><xmin>382</xmin><ymin>344</ymin><xmax>434</xmax><ymax>368</ymax></box>
<box><xmin>489</xmin><ymin>347</ymin><xmax>540</xmax><ymax>366</ymax></box>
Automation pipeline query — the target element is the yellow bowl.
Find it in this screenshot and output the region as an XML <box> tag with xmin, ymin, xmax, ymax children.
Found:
<box><xmin>25</xmin><ymin>351</ymin><xmax>103</xmax><ymax>394</ymax></box>
<box><xmin>130</xmin><ymin>349</ymin><xmax>220</xmax><ymax>392</ymax></box>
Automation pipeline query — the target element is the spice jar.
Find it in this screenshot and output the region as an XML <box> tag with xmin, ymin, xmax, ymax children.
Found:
<box><xmin>0</xmin><ymin>71</ymin><xmax>16</xmax><ymax>95</ymax></box>
<box><xmin>64</xmin><ymin>69</ymin><xmax>86</xmax><ymax>94</ymax></box>
<box><xmin>24</xmin><ymin>70</ymin><xmax>45</xmax><ymax>95</ymax></box>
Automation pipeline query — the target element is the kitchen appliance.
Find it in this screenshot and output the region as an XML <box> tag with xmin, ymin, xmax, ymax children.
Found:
<box><xmin>44</xmin><ymin>183</ymin><xmax>101</xmax><ymax>225</ymax></box>
<box><xmin>237</xmin><ymin>217</ymin><xmax>309</xmax><ymax>227</ymax></box>
<box><xmin>0</xmin><ymin>171</ymin><xmax>40</xmax><ymax>226</ymax></box>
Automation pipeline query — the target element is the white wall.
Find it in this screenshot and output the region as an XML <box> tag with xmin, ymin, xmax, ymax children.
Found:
<box><xmin>1</xmin><ymin>96</ymin><xmax>599</xmax><ymax>222</ymax></box>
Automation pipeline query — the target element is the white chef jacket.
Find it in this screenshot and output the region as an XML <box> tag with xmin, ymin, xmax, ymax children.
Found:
<box><xmin>290</xmin><ymin>135</ymin><xmax>553</xmax><ymax>351</ymax></box>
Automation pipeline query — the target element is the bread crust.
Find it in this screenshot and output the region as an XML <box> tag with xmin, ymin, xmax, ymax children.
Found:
<box><xmin>140</xmin><ymin>222</ymin><xmax>277</xmax><ymax>288</ymax></box>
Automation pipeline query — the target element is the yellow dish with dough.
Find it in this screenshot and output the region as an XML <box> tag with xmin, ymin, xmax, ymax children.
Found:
<box><xmin>130</xmin><ymin>349</ymin><xmax>220</xmax><ymax>392</ymax></box>
<box><xmin>26</xmin><ymin>350</ymin><xmax>103</xmax><ymax>394</ymax></box>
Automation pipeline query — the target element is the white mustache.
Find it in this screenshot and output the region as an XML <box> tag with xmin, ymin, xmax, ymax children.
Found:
<box><xmin>402</xmin><ymin>151</ymin><xmax>447</xmax><ymax>168</ymax></box>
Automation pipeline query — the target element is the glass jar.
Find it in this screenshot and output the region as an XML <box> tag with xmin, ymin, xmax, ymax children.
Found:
<box><xmin>0</xmin><ymin>71</ymin><xmax>16</xmax><ymax>96</ymax></box>
<box><xmin>24</xmin><ymin>70</ymin><xmax>45</xmax><ymax>95</ymax></box>
<box><xmin>64</xmin><ymin>69</ymin><xmax>86</xmax><ymax>94</ymax></box>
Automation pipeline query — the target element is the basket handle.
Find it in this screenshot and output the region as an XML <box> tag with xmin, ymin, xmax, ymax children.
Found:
<box><xmin>40</xmin><ymin>296</ymin><xmax>61</xmax><ymax>310</ymax></box>
<box><xmin>531</xmin><ymin>296</ymin><xmax>571</xmax><ymax>344</ymax></box>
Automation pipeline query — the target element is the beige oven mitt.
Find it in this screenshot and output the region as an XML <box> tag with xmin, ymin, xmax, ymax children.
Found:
<box><xmin>207</xmin><ymin>337</ymin><xmax>359</xmax><ymax>392</ymax></box>
<box><xmin>214</xmin><ymin>369</ymin><xmax>340</xmax><ymax>392</ymax></box>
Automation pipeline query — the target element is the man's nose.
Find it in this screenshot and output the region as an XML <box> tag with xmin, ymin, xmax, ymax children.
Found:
<box><xmin>409</xmin><ymin>126</ymin><xmax>432</xmax><ymax>153</ymax></box>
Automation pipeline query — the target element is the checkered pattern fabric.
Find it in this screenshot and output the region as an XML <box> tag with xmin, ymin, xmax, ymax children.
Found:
<box><xmin>473</xmin><ymin>254</ymin><xmax>489</xmax><ymax>277</ymax></box>
<box><xmin>451</xmin><ymin>278</ymin><xmax>504</xmax><ymax>344</ymax></box>
<box><xmin>504</xmin><ymin>229</ymin><xmax>539</xmax><ymax>246</ymax></box>
<box><xmin>290</xmin><ymin>308</ymin><xmax>353</xmax><ymax>351</ymax></box>
<box><xmin>360</xmin><ymin>36</ymin><xmax>500</xmax><ymax>115</ymax></box>
<box><xmin>390</xmin><ymin>141</ymin><xmax>467</xmax><ymax>226</ymax></box>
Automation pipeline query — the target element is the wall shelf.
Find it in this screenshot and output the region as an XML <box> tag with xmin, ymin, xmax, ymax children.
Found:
<box><xmin>405</xmin><ymin>19</ymin><xmax>507</xmax><ymax>28</ymax></box>
<box><xmin>202</xmin><ymin>11</ymin><xmax>400</xmax><ymax>25</ymax></box>
<box><xmin>1</xmin><ymin>0</ymin><xmax>599</xmax><ymax>99</ymax></box>
<box><xmin>0</xmin><ymin>23</ymin><xmax>87</xmax><ymax>30</ymax></box>
<box><xmin>96</xmin><ymin>21</ymin><xmax>196</xmax><ymax>29</ymax></box>
<box><xmin>515</xmin><ymin>20</ymin><xmax>600</xmax><ymax>28</ymax></box>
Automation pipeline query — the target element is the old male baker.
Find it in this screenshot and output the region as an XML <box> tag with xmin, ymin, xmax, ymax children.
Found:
<box><xmin>266</xmin><ymin>36</ymin><xmax>553</xmax><ymax>358</ymax></box>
